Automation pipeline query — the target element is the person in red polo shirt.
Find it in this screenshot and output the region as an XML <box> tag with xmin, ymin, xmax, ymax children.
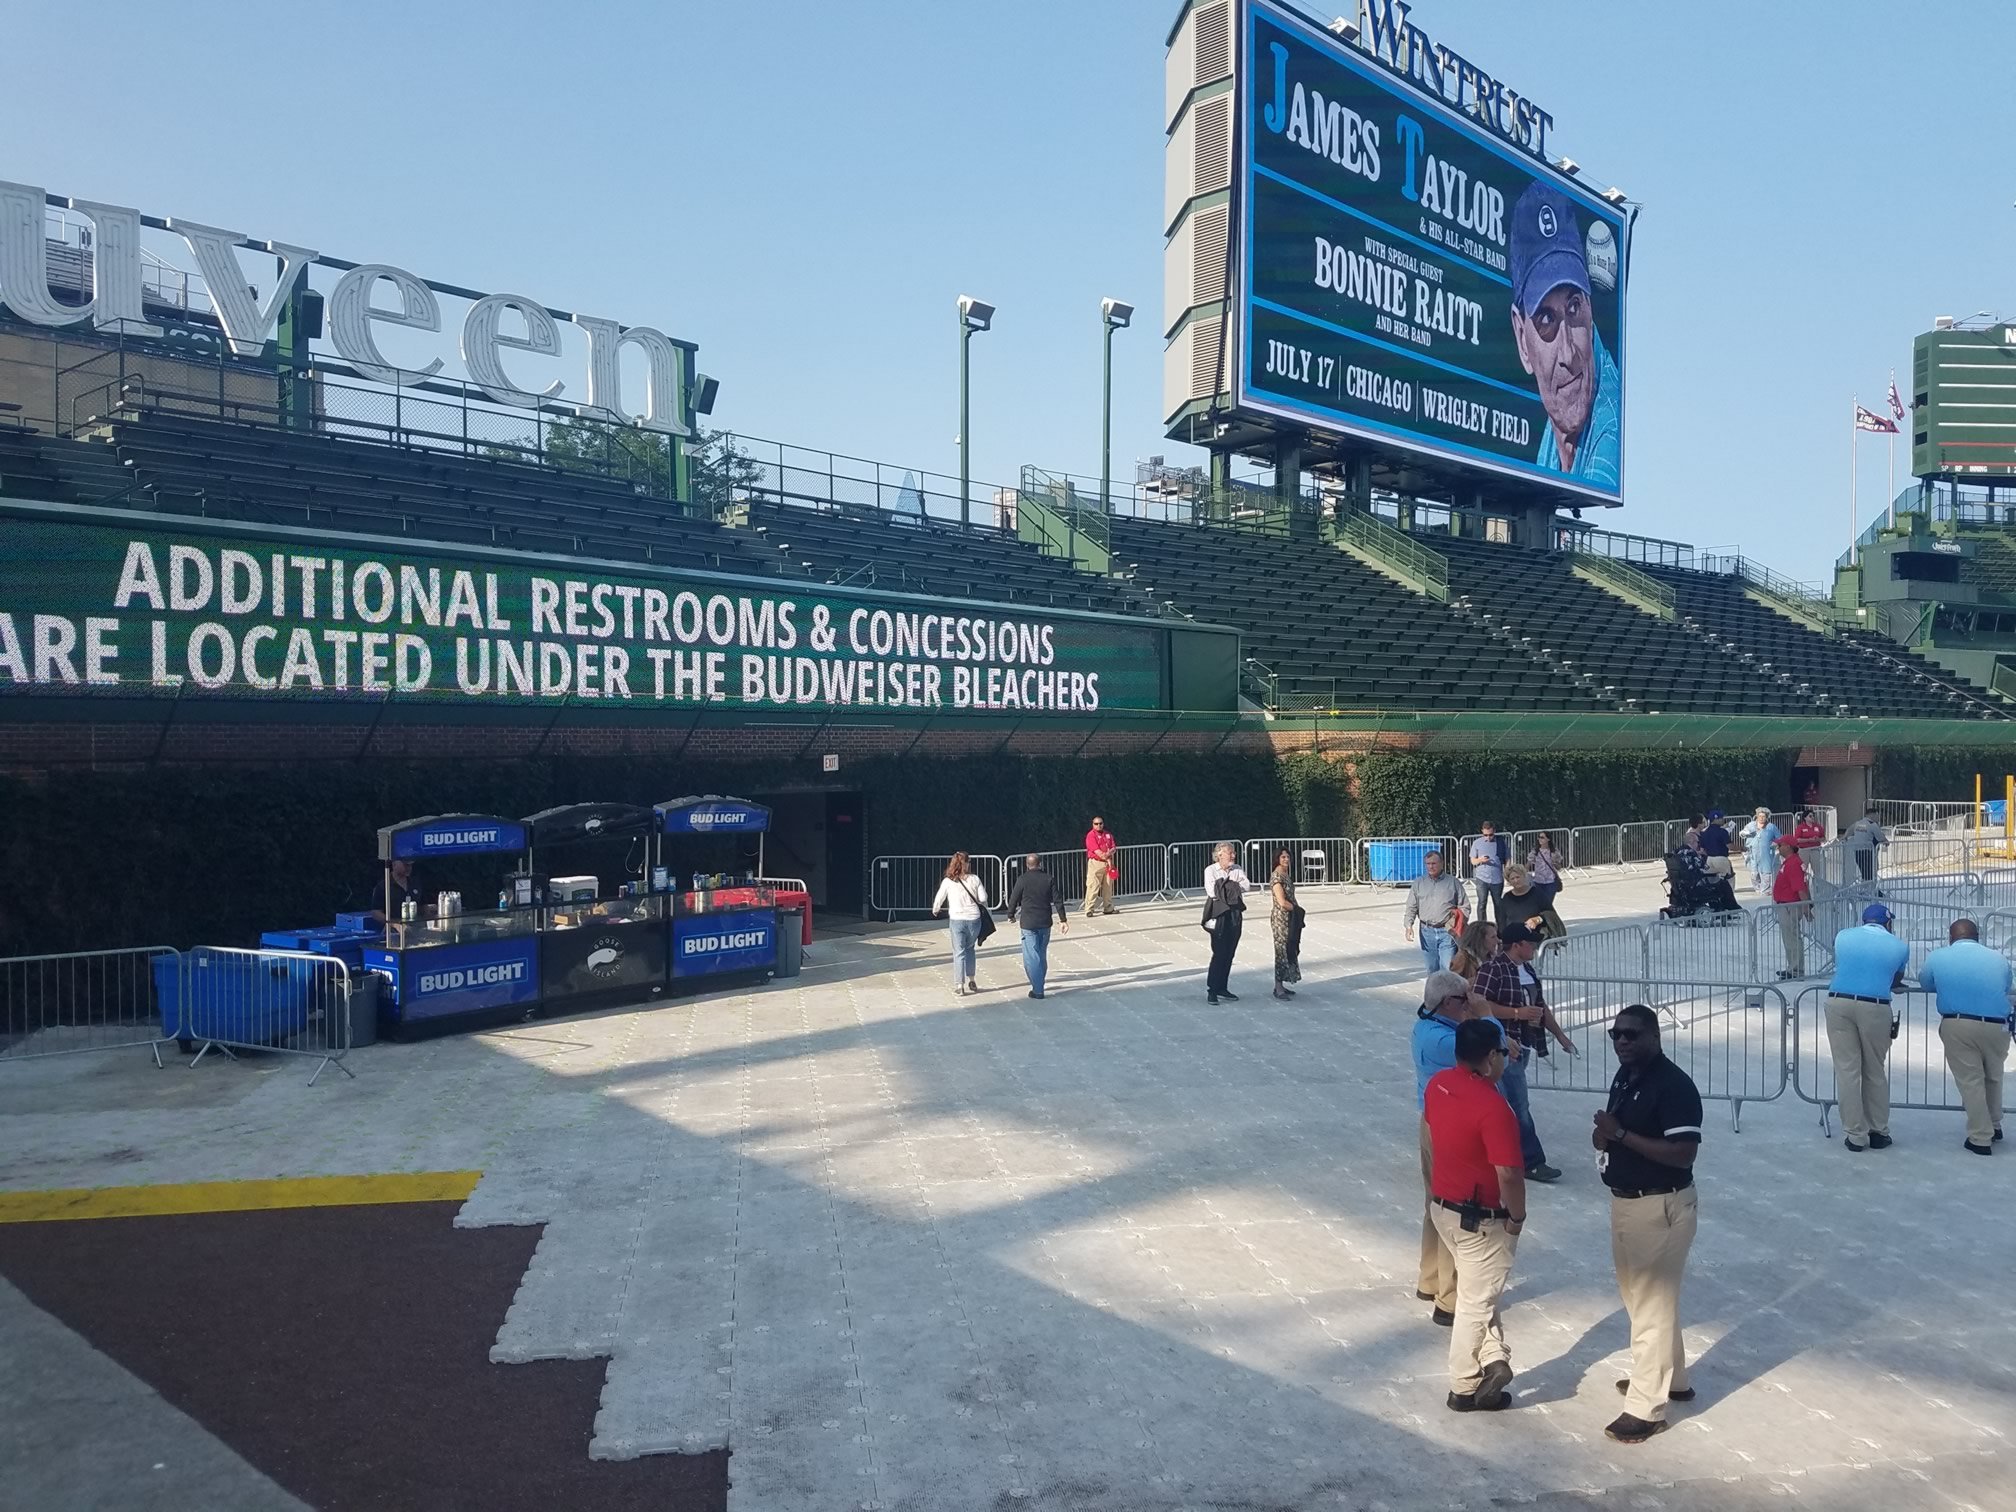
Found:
<box><xmin>1424</xmin><ymin>1018</ymin><xmax>1529</xmax><ymax>1413</ymax></box>
<box><xmin>1083</xmin><ymin>816</ymin><xmax>1119</xmax><ymax>917</ymax></box>
<box><xmin>1770</xmin><ymin>836</ymin><xmax>1812</xmax><ymax>979</ymax></box>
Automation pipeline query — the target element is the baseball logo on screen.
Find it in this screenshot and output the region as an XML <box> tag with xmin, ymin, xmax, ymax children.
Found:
<box><xmin>1585</xmin><ymin>223</ymin><xmax>1618</xmax><ymax>293</ymax></box>
<box><xmin>1536</xmin><ymin>204</ymin><xmax>1557</xmax><ymax>239</ymax></box>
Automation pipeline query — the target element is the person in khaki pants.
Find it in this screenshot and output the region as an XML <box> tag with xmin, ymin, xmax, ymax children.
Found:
<box><xmin>1425</xmin><ymin>1018</ymin><xmax>1528</xmax><ymax>1412</ymax></box>
<box><xmin>1824</xmin><ymin>903</ymin><xmax>1911</xmax><ymax>1152</ymax></box>
<box><xmin>1916</xmin><ymin>919</ymin><xmax>2012</xmax><ymax>1155</ymax></box>
<box><xmin>1082</xmin><ymin>816</ymin><xmax>1118</xmax><ymax>917</ymax></box>
<box><xmin>1593</xmin><ymin>1004</ymin><xmax>1704</xmax><ymax>1444</ymax></box>
<box><xmin>1410</xmin><ymin>971</ymin><xmax>1491</xmax><ymax>1325</ymax></box>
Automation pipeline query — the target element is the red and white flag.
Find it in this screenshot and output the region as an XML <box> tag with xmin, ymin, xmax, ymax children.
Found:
<box><xmin>1854</xmin><ymin>403</ymin><xmax>1898</xmax><ymax>434</ymax></box>
<box><xmin>1887</xmin><ymin>373</ymin><xmax>1906</xmax><ymax>421</ymax></box>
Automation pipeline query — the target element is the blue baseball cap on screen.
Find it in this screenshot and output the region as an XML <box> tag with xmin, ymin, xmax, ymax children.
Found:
<box><xmin>1861</xmin><ymin>903</ymin><xmax>1894</xmax><ymax>925</ymax></box>
<box><xmin>1508</xmin><ymin>182</ymin><xmax>1590</xmax><ymax>318</ymax></box>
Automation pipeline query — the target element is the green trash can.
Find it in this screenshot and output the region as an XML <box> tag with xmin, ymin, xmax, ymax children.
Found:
<box><xmin>774</xmin><ymin>908</ymin><xmax>804</xmax><ymax>979</ymax></box>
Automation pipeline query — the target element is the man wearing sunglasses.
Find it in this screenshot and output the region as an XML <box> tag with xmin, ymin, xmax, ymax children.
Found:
<box><xmin>1507</xmin><ymin>182</ymin><xmax>1621</xmax><ymax>490</ymax></box>
<box><xmin>1593</xmin><ymin>1004</ymin><xmax>1702</xmax><ymax>1444</ymax></box>
<box><xmin>1424</xmin><ymin>1017</ymin><xmax>1528</xmax><ymax>1413</ymax></box>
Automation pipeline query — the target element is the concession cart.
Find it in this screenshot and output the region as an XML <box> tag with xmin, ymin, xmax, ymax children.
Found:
<box><xmin>362</xmin><ymin>814</ymin><xmax>542</xmax><ymax>1038</ymax></box>
<box><xmin>654</xmin><ymin>796</ymin><xmax>788</xmax><ymax>981</ymax></box>
<box><xmin>358</xmin><ymin>798</ymin><xmax>791</xmax><ymax>1040</ymax></box>
<box><xmin>522</xmin><ymin>802</ymin><xmax>670</xmax><ymax>1011</ymax></box>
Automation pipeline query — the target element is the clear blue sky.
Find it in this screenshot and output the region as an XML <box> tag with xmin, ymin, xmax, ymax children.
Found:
<box><xmin>5</xmin><ymin>0</ymin><xmax>2011</xmax><ymax>584</ymax></box>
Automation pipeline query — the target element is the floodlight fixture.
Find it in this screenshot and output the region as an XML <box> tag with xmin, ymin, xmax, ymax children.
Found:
<box><xmin>1554</xmin><ymin>157</ymin><xmax>1580</xmax><ymax>176</ymax></box>
<box><xmin>957</xmin><ymin>295</ymin><xmax>996</xmax><ymax>525</ymax></box>
<box><xmin>1328</xmin><ymin>17</ymin><xmax>1359</xmax><ymax>41</ymax></box>
<box><xmin>957</xmin><ymin>295</ymin><xmax>995</xmax><ymax>333</ymax></box>
<box><xmin>1099</xmin><ymin>297</ymin><xmax>1135</xmax><ymax>511</ymax></box>
<box><xmin>1600</xmin><ymin>186</ymin><xmax>1629</xmax><ymax>205</ymax></box>
<box><xmin>688</xmin><ymin>372</ymin><xmax>720</xmax><ymax>416</ymax></box>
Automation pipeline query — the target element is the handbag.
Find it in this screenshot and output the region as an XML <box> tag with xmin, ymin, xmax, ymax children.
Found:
<box><xmin>967</xmin><ymin>878</ymin><xmax>997</xmax><ymax>944</ymax></box>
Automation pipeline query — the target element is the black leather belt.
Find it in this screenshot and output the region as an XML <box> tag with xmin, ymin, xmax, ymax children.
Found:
<box><xmin>1608</xmin><ymin>1183</ymin><xmax>1691</xmax><ymax>1200</ymax></box>
<box><xmin>1831</xmin><ymin>992</ymin><xmax>1891</xmax><ymax>1005</ymax></box>
<box><xmin>1941</xmin><ymin>1013</ymin><xmax>2011</xmax><ymax>1024</ymax></box>
<box><xmin>1432</xmin><ymin>1196</ymin><xmax>1511</xmax><ymax>1220</ymax></box>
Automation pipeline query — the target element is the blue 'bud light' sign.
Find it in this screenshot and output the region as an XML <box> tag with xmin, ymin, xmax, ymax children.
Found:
<box><xmin>673</xmin><ymin>913</ymin><xmax>775</xmax><ymax>976</ymax></box>
<box><xmin>384</xmin><ymin>816</ymin><xmax>528</xmax><ymax>860</ymax></box>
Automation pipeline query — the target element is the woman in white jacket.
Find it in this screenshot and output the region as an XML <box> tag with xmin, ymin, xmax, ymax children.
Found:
<box><xmin>931</xmin><ymin>851</ymin><xmax>990</xmax><ymax>995</ymax></box>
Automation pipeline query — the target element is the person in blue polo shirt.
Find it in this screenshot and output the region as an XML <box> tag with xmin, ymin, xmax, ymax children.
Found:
<box><xmin>1695</xmin><ymin>812</ymin><xmax>1734</xmax><ymax>880</ymax></box>
<box><xmin>1916</xmin><ymin>919</ymin><xmax>2013</xmax><ymax>1155</ymax></box>
<box><xmin>1825</xmin><ymin>903</ymin><xmax>1911</xmax><ymax>1152</ymax></box>
<box><xmin>1506</xmin><ymin>182</ymin><xmax>1622</xmax><ymax>490</ymax></box>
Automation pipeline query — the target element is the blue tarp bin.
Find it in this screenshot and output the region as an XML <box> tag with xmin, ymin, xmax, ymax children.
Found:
<box><xmin>262</xmin><ymin>926</ymin><xmax>376</xmax><ymax>971</ymax></box>
<box><xmin>1365</xmin><ymin>840</ymin><xmax>1439</xmax><ymax>884</ymax></box>
<box><xmin>1987</xmin><ymin>800</ymin><xmax>2006</xmax><ymax>826</ymax></box>
<box><xmin>155</xmin><ymin>949</ymin><xmax>314</xmax><ymax>1045</ymax></box>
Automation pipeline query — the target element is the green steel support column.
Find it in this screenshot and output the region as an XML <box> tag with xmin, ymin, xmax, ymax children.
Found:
<box><xmin>275</xmin><ymin>260</ymin><xmax>311</xmax><ymax>432</ymax></box>
<box><xmin>959</xmin><ymin>320</ymin><xmax>971</xmax><ymax>530</ymax></box>
<box><xmin>1101</xmin><ymin>319</ymin><xmax>1114</xmax><ymax>513</ymax></box>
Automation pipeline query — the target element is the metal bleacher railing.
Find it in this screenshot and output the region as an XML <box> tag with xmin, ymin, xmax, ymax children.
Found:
<box><xmin>1569</xmin><ymin>550</ymin><xmax>1675</xmax><ymax>620</ymax></box>
<box><xmin>1334</xmin><ymin>509</ymin><xmax>1449</xmax><ymax>602</ymax></box>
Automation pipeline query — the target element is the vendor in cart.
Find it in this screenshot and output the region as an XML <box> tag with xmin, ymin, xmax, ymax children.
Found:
<box><xmin>367</xmin><ymin>855</ymin><xmax>423</xmax><ymax>925</ymax></box>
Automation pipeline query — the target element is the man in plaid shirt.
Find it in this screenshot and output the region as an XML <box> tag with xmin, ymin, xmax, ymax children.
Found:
<box><xmin>1474</xmin><ymin>923</ymin><xmax>1577</xmax><ymax>1182</ymax></box>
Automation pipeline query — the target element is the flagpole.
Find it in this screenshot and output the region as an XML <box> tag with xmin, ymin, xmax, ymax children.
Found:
<box><xmin>1886</xmin><ymin>433</ymin><xmax>1894</xmax><ymax>528</ymax></box>
<box><xmin>1850</xmin><ymin>395</ymin><xmax>1859</xmax><ymax>565</ymax></box>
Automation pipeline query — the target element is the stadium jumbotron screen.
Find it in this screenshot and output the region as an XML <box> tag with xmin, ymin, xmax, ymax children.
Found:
<box><xmin>1234</xmin><ymin>0</ymin><xmax>1629</xmax><ymax>505</ymax></box>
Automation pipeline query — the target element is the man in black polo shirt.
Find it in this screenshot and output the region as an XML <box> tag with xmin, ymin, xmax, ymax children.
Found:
<box><xmin>1593</xmin><ymin>1003</ymin><xmax>1702</xmax><ymax>1444</ymax></box>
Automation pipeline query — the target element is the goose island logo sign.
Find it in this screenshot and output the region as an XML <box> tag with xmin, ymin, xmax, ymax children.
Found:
<box><xmin>586</xmin><ymin>934</ymin><xmax>627</xmax><ymax>979</ymax></box>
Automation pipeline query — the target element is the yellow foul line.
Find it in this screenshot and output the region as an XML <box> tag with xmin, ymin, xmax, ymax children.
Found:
<box><xmin>0</xmin><ymin>1172</ymin><xmax>482</xmax><ymax>1224</ymax></box>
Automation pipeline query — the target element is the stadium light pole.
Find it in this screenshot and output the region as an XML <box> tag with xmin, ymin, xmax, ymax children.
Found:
<box><xmin>956</xmin><ymin>295</ymin><xmax>994</xmax><ymax>528</ymax></box>
<box><xmin>1100</xmin><ymin>298</ymin><xmax>1134</xmax><ymax>512</ymax></box>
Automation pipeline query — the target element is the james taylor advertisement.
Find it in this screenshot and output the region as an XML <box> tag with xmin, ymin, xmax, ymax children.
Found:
<box><xmin>1237</xmin><ymin>0</ymin><xmax>1627</xmax><ymax>501</ymax></box>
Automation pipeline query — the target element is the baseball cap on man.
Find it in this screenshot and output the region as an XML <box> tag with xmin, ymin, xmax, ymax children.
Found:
<box><xmin>1507</xmin><ymin>181</ymin><xmax>1590</xmax><ymax>318</ymax></box>
<box><xmin>1861</xmin><ymin>903</ymin><xmax>1894</xmax><ymax>925</ymax></box>
<box><xmin>1499</xmin><ymin>923</ymin><xmax>1542</xmax><ymax>946</ymax></box>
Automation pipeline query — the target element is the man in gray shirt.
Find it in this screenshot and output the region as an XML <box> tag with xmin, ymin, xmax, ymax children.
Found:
<box><xmin>1847</xmin><ymin>807</ymin><xmax>1887</xmax><ymax>883</ymax></box>
<box><xmin>1406</xmin><ymin>850</ymin><xmax>1465</xmax><ymax>974</ymax></box>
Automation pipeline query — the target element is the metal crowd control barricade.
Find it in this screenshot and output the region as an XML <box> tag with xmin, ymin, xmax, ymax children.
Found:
<box><xmin>1973</xmin><ymin>867</ymin><xmax>2016</xmax><ymax>912</ymax></box>
<box><xmin>1537</xmin><ymin>924</ymin><xmax>1649</xmax><ymax>990</ymax></box>
<box><xmin>1509</xmin><ymin>827</ymin><xmax>1573</xmax><ymax>874</ymax></box>
<box><xmin>1525</xmin><ymin>979</ymin><xmax>1790</xmax><ymax>1131</ymax></box>
<box><xmin>1618</xmin><ymin>821</ymin><xmax>1669</xmax><ymax>867</ymax></box>
<box><xmin>1566</xmin><ymin>823</ymin><xmax>1621</xmax><ymax>871</ymax></box>
<box><xmin>0</xmin><ymin>946</ymin><xmax>181</xmax><ymax>1067</ymax></box>
<box><xmin>1749</xmin><ymin>895</ymin><xmax>1851</xmax><ymax>985</ymax></box>
<box><xmin>1109</xmin><ymin>842</ymin><xmax>1168</xmax><ymax>903</ymax></box>
<box><xmin>868</xmin><ymin>854</ymin><xmax>1006</xmax><ymax>919</ymax></box>
<box><xmin>1004</xmin><ymin>849</ymin><xmax>1090</xmax><ymax>910</ymax></box>
<box><xmin>176</xmin><ymin>947</ymin><xmax>355</xmax><ymax>1084</ymax></box>
<box><xmin>1790</xmin><ymin>985</ymin><xmax>1971</xmax><ymax>1133</ymax></box>
<box><xmin>1359</xmin><ymin>835</ymin><xmax>1458</xmax><ymax>888</ymax></box>
<box><xmin>1243</xmin><ymin>837</ymin><xmax>1354</xmax><ymax>891</ymax></box>
<box><xmin>1163</xmin><ymin>840</ymin><xmax>1237</xmax><ymax>900</ymax></box>
<box><xmin>1646</xmin><ymin>914</ymin><xmax>1757</xmax><ymax>986</ymax></box>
